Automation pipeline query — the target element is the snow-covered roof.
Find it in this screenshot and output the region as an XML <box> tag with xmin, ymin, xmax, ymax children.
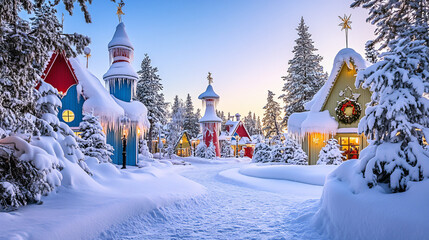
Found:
<box><xmin>287</xmin><ymin>112</ymin><xmax>309</xmax><ymax>135</ymax></box>
<box><xmin>103</xmin><ymin>61</ymin><xmax>138</xmax><ymax>81</ymax></box>
<box><xmin>198</xmin><ymin>85</ymin><xmax>220</xmax><ymax>99</ymax></box>
<box><xmin>310</xmin><ymin>48</ymin><xmax>369</xmax><ymax>112</ymax></box>
<box><xmin>108</xmin><ymin>22</ymin><xmax>134</xmax><ymax>50</ymax></box>
<box><xmin>199</xmin><ymin>110</ymin><xmax>222</xmax><ymax>123</ymax></box>
<box><xmin>69</xmin><ymin>58</ymin><xmax>149</xmax><ymax>130</ymax></box>
<box><xmin>288</xmin><ymin>110</ymin><xmax>338</xmax><ymax>136</ymax></box>
<box><xmin>225</xmin><ymin>120</ymin><xmax>239</xmax><ymax>136</ymax></box>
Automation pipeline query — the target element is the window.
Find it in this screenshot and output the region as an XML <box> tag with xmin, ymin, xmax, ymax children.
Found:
<box><xmin>62</xmin><ymin>110</ymin><xmax>75</xmax><ymax>123</ymax></box>
<box><xmin>338</xmin><ymin>136</ymin><xmax>360</xmax><ymax>160</ymax></box>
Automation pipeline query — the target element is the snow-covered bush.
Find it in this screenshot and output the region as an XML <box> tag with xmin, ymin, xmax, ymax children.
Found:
<box><xmin>239</xmin><ymin>149</ymin><xmax>245</xmax><ymax>158</ymax></box>
<box><xmin>283</xmin><ymin>137</ymin><xmax>308</xmax><ymax>165</ymax></box>
<box><xmin>205</xmin><ymin>142</ymin><xmax>216</xmax><ymax>159</ymax></box>
<box><xmin>317</xmin><ymin>138</ymin><xmax>345</xmax><ymax>165</ymax></box>
<box><xmin>252</xmin><ymin>142</ymin><xmax>272</xmax><ymax>163</ymax></box>
<box><xmin>139</xmin><ymin>139</ymin><xmax>153</xmax><ymax>159</ymax></box>
<box><xmin>0</xmin><ymin>137</ymin><xmax>62</xmax><ymax>211</ymax></box>
<box><xmin>195</xmin><ymin>142</ymin><xmax>207</xmax><ymax>158</ymax></box>
<box><xmin>78</xmin><ymin>113</ymin><xmax>113</xmax><ymax>163</ymax></box>
<box><xmin>220</xmin><ymin>140</ymin><xmax>234</xmax><ymax>158</ymax></box>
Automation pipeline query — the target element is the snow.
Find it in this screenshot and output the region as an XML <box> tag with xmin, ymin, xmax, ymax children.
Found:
<box><xmin>69</xmin><ymin>58</ymin><xmax>149</xmax><ymax>129</ymax></box>
<box><xmin>310</xmin><ymin>48</ymin><xmax>369</xmax><ymax>112</ymax></box>
<box><xmin>0</xmin><ymin>162</ymin><xmax>205</xmax><ymax>239</ymax></box>
<box><xmin>301</xmin><ymin>110</ymin><xmax>338</xmax><ymax>134</ymax></box>
<box><xmin>198</xmin><ymin>84</ymin><xmax>220</xmax><ymax>99</ymax></box>
<box><xmin>199</xmin><ymin>96</ymin><xmax>222</xmax><ymax>123</ymax></box>
<box><xmin>287</xmin><ymin>112</ymin><xmax>309</xmax><ymax>136</ymax></box>
<box><xmin>336</xmin><ymin>127</ymin><xmax>358</xmax><ymax>133</ymax></box>
<box><xmin>238</xmin><ymin>164</ymin><xmax>337</xmax><ymax>186</ymax></box>
<box><xmin>181</xmin><ymin>156</ymin><xmax>251</xmax><ymax>165</ymax></box>
<box><xmin>103</xmin><ymin>61</ymin><xmax>138</xmax><ymax>80</ymax></box>
<box><xmin>314</xmin><ymin>159</ymin><xmax>429</xmax><ymax>239</ymax></box>
<box><xmin>108</xmin><ymin>22</ymin><xmax>134</xmax><ymax>50</ymax></box>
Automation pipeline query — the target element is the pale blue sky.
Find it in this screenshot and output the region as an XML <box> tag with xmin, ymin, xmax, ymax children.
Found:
<box><xmin>59</xmin><ymin>0</ymin><xmax>375</xmax><ymax>118</ymax></box>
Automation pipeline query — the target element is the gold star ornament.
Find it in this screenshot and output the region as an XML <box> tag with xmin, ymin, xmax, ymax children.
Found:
<box><xmin>338</xmin><ymin>14</ymin><xmax>352</xmax><ymax>48</ymax></box>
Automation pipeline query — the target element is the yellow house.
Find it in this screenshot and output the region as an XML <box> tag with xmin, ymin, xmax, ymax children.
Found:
<box><xmin>174</xmin><ymin>132</ymin><xmax>192</xmax><ymax>157</ymax></box>
<box><xmin>288</xmin><ymin>48</ymin><xmax>371</xmax><ymax>165</ymax></box>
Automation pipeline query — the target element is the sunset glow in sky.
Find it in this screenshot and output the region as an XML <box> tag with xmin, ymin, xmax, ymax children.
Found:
<box><xmin>60</xmin><ymin>0</ymin><xmax>376</xmax><ymax>119</ymax></box>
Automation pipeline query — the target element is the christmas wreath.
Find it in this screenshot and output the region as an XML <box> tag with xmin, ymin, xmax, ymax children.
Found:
<box><xmin>335</xmin><ymin>98</ymin><xmax>361</xmax><ymax>124</ymax></box>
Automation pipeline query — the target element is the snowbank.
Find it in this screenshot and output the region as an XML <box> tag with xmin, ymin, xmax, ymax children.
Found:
<box><xmin>239</xmin><ymin>164</ymin><xmax>337</xmax><ymax>186</ymax></box>
<box><xmin>0</xmin><ymin>161</ymin><xmax>205</xmax><ymax>240</ymax></box>
<box><xmin>314</xmin><ymin>159</ymin><xmax>429</xmax><ymax>240</ymax></box>
<box><xmin>218</xmin><ymin>168</ymin><xmax>323</xmax><ymax>198</ymax></box>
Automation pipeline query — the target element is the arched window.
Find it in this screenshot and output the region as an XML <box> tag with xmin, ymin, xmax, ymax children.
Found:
<box><xmin>62</xmin><ymin>110</ymin><xmax>75</xmax><ymax>123</ymax></box>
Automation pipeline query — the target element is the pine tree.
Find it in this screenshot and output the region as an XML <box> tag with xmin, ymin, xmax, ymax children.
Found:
<box><xmin>0</xmin><ymin>3</ymin><xmax>89</xmax><ymax>137</ymax></box>
<box><xmin>283</xmin><ymin>137</ymin><xmax>308</xmax><ymax>165</ymax></box>
<box><xmin>252</xmin><ymin>142</ymin><xmax>272</xmax><ymax>163</ymax></box>
<box><xmin>279</xmin><ymin>17</ymin><xmax>327</xmax><ymax>129</ymax></box>
<box><xmin>364</xmin><ymin>40</ymin><xmax>379</xmax><ymax>64</ymax></box>
<box><xmin>220</xmin><ymin>140</ymin><xmax>234</xmax><ymax>158</ymax></box>
<box><xmin>135</xmin><ymin>54</ymin><xmax>167</xmax><ymax>153</ymax></box>
<box><xmin>78</xmin><ymin>113</ymin><xmax>113</xmax><ymax>163</ymax></box>
<box><xmin>270</xmin><ymin>143</ymin><xmax>284</xmax><ymax>162</ymax></box>
<box><xmin>205</xmin><ymin>142</ymin><xmax>216</xmax><ymax>159</ymax></box>
<box><xmin>351</xmin><ymin>0</ymin><xmax>429</xmax><ymax>192</ymax></box>
<box><xmin>262</xmin><ymin>91</ymin><xmax>282</xmax><ymax>138</ymax></box>
<box><xmin>317</xmin><ymin>138</ymin><xmax>345</xmax><ymax>165</ymax></box>
<box><xmin>244</xmin><ymin>111</ymin><xmax>256</xmax><ymax>135</ymax></box>
<box><xmin>165</xmin><ymin>96</ymin><xmax>185</xmax><ymax>158</ymax></box>
<box><xmin>183</xmin><ymin>94</ymin><xmax>200</xmax><ymax>138</ymax></box>
<box><xmin>195</xmin><ymin>142</ymin><xmax>207</xmax><ymax>158</ymax></box>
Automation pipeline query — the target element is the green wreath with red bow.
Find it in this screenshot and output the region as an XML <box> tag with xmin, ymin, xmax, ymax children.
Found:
<box><xmin>335</xmin><ymin>98</ymin><xmax>361</xmax><ymax>124</ymax></box>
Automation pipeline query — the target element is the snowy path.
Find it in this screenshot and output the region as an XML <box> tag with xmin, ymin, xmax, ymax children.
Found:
<box><xmin>97</xmin><ymin>163</ymin><xmax>328</xmax><ymax>240</ymax></box>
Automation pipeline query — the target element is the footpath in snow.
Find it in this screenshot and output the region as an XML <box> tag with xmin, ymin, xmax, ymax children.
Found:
<box><xmin>0</xmin><ymin>160</ymin><xmax>205</xmax><ymax>240</ymax></box>
<box><xmin>98</xmin><ymin>161</ymin><xmax>332</xmax><ymax>239</ymax></box>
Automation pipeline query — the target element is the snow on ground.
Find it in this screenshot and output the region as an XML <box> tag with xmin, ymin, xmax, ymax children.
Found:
<box><xmin>0</xmin><ymin>159</ymin><xmax>205</xmax><ymax>240</ymax></box>
<box><xmin>238</xmin><ymin>164</ymin><xmax>338</xmax><ymax>186</ymax></box>
<box><xmin>314</xmin><ymin>159</ymin><xmax>429</xmax><ymax>240</ymax></box>
<box><xmin>97</xmin><ymin>163</ymin><xmax>328</xmax><ymax>239</ymax></box>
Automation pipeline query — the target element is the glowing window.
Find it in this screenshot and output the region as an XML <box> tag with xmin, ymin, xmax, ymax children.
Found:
<box><xmin>62</xmin><ymin>110</ymin><xmax>75</xmax><ymax>123</ymax></box>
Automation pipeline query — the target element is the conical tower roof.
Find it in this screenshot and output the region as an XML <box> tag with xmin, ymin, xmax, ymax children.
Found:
<box><xmin>198</xmin><ymin>85</ymin><xmax>220</xmax><ymax>99</ymax></box>
<box><xmin>108</xmin><ymin>22</ymin><xmax>134</xmax><ymax>50</ymax></box>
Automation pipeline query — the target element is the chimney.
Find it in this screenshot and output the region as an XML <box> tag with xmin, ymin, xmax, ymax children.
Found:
<box><xmin>235</xmin><ymin>113</ymin><xmax>241</xmax><ymax>122</ymax></box>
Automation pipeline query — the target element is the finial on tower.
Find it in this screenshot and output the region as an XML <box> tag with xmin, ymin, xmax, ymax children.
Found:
<box><xmin>84</xmin><ymin>46</ymin><xmax>91</xmax><ymax>68</ymax></box>
<box><xmin>207</xmin><ymin>72</ymin><xmax>213</xmax><ymax>85</ymax></box>
<box><xmin>338</xmin><ymin>14</ymin><xmax>352</xmax><ymax>48</ymax></box>
<box><xmin>117</xmin><ymin>0</ymin><xmax>125</xmax><ymax>23</ymax></box>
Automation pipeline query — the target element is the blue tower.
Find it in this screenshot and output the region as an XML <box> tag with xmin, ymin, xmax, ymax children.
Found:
<box><xmin>103</xmin><ymin>22</ymin><xmax>140</xmax><ymax>166</ymax></box>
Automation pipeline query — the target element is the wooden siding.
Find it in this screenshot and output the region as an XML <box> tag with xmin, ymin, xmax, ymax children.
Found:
<box><xmin>58</xmin><ymin>84</ymin><xmax>84</xmax><ymax>128</ymax></box>
<box><xmin>321</xmin><ymin>63</ymin><xmax>372</xmax><ymax>129</ymax></box>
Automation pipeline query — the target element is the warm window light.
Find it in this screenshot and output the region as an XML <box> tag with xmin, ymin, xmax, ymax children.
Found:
<box><xmin>62</xmin><ymin>110</ymin><xmax>75</xmax><ymax>122</ymax></box>
<box><xmin>137</xmin><ymin>128</ymin><xmax>141</xmax><ymax>135</ymax></box>
<box><xmin>122</xmin><ymin>125</ymin><xmax>128</xmax><ymax>138</ymax></box>
<box><xmin>312</xmin><ymin>133</ymin><xmax>321</xmax><ymax>144</ymax></box>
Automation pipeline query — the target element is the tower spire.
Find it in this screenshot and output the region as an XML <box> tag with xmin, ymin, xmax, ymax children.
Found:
<box><xmin>207</xmin><ymin>72</ymin><xmax>213</xmax><ymax>85</ymax></box>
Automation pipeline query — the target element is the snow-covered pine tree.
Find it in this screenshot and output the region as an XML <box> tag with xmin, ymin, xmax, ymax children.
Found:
<box><xmin>351</xmin><ymin>0</ymin><xmax>429</xmax><ymax>192</ymax></box>
<box><xmin>364</xmin><ymin>40</ymin><xmax>379</xmax><ymax>64</ymax></box>
<box><xmin>195</xmin><ymin>142</ymin><xmax>207</xmax><ymax>158</ymax></box>
<box><xmin>270</xmin><ymin>143</ymin><xmax>284</xmax><ymax>162</ymax></box>
<box><xmin>78</xmin><ymin>113</ymin><xmax>113</xmax><ymax>163</ymax></box>
<box><xmin>35</xmin><ymin>80</ymin><xmax>62</xmax><ymax>137</ymax></box>
<box><xmin>283</xmin><ymin>137</ymin><xmax>308</xmax><ymax>165</ymax></box>
<box><xmin>134</xmin><ymin>54</ymin><xmax>167</xmax><ymax>153</ymax></box>
<box><xmin>252</xmin><ymin>142</ymin><xmax>272</xmax><ymax>163</ymax></box>
<box><xmin>139</xmin><ymin>139</ymin><xmax>153</xmax><ymax>159</ymax></box>
<box><xmin>221</xmin><ymin>140</ymin><xmax>234</xmax><ymax>158</ymax></box>
<box><xmin>244</xmin><ymin>112</ymin><xmax>256</xmax><ymax>136</ymax></box>
<box><xmin>262</xmin><ymin>91</ymin><xmax>282</xmax><ymax>138</ymax></box>
<box><xmin>317</xmin><ymin>138</ymin><xmax>345</xmax><ymax>165</ymax></box>
<box><xmin>183</xmin><ymin>94</ymin><xmax>200</xmax><ymax>138</ymax></box>
<box><xmin>0</xmin><ymin>3</ymin><xmax>89</xmax><ymax>137</ymax></box>
<box><xmin>165</xmin><ymin>96</ymin><xmax>185</xmax><ymax>158</ymax></box>
<box><xmin>279</xmin><ymin>17</ymin><xmax>327</xmax><ymax>129</ymax></box>
<box><xmin>205</xmin><ymin>142</ymin><xmax>216</xmax><ymax>159</ymax></box>
<box><xmin>256</xmin><ymin>116</ymin><xmax>262</xmax><ymax>136</ymax></box>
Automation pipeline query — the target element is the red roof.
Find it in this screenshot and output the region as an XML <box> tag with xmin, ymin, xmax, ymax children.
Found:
<box><xmin>42</xmin><ymin>52</ymin><xmax>78</xmax><ymax>94</ymax></box>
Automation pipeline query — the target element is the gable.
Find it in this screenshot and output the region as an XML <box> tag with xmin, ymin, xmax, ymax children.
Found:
<box><xmin>174</xmin><ymin>132</ymin><xmax>191</xmax><ymax>149</ymax></box>
<box><xmin>321</xmin><ymin>63</ymin><xmax>371</xmax><ymax>129</ymax></box>
<box><xmin>232</xmin><ymin>122</ymin><xmax>251</xmax><ymax>139</ymax></box>
<box><xmin>43</xmin><ymin>52</ymin><xmax>78</xmax><ymax>94</ymax></box>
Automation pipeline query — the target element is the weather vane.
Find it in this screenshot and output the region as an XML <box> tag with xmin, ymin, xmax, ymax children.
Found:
<box><xmin>339</xmin><ymin>14</ymin><xmax>352</xmax><ymax>48</ymax></box>
<box><xmin>117</xmin><ymin>0</ymin><xmax>125</xmax><ymax>23</ymax></box>
<box><xmin>207</xmin><ymin>72</ymin><xmax>213</xmax><ymax>85</ymax></box>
